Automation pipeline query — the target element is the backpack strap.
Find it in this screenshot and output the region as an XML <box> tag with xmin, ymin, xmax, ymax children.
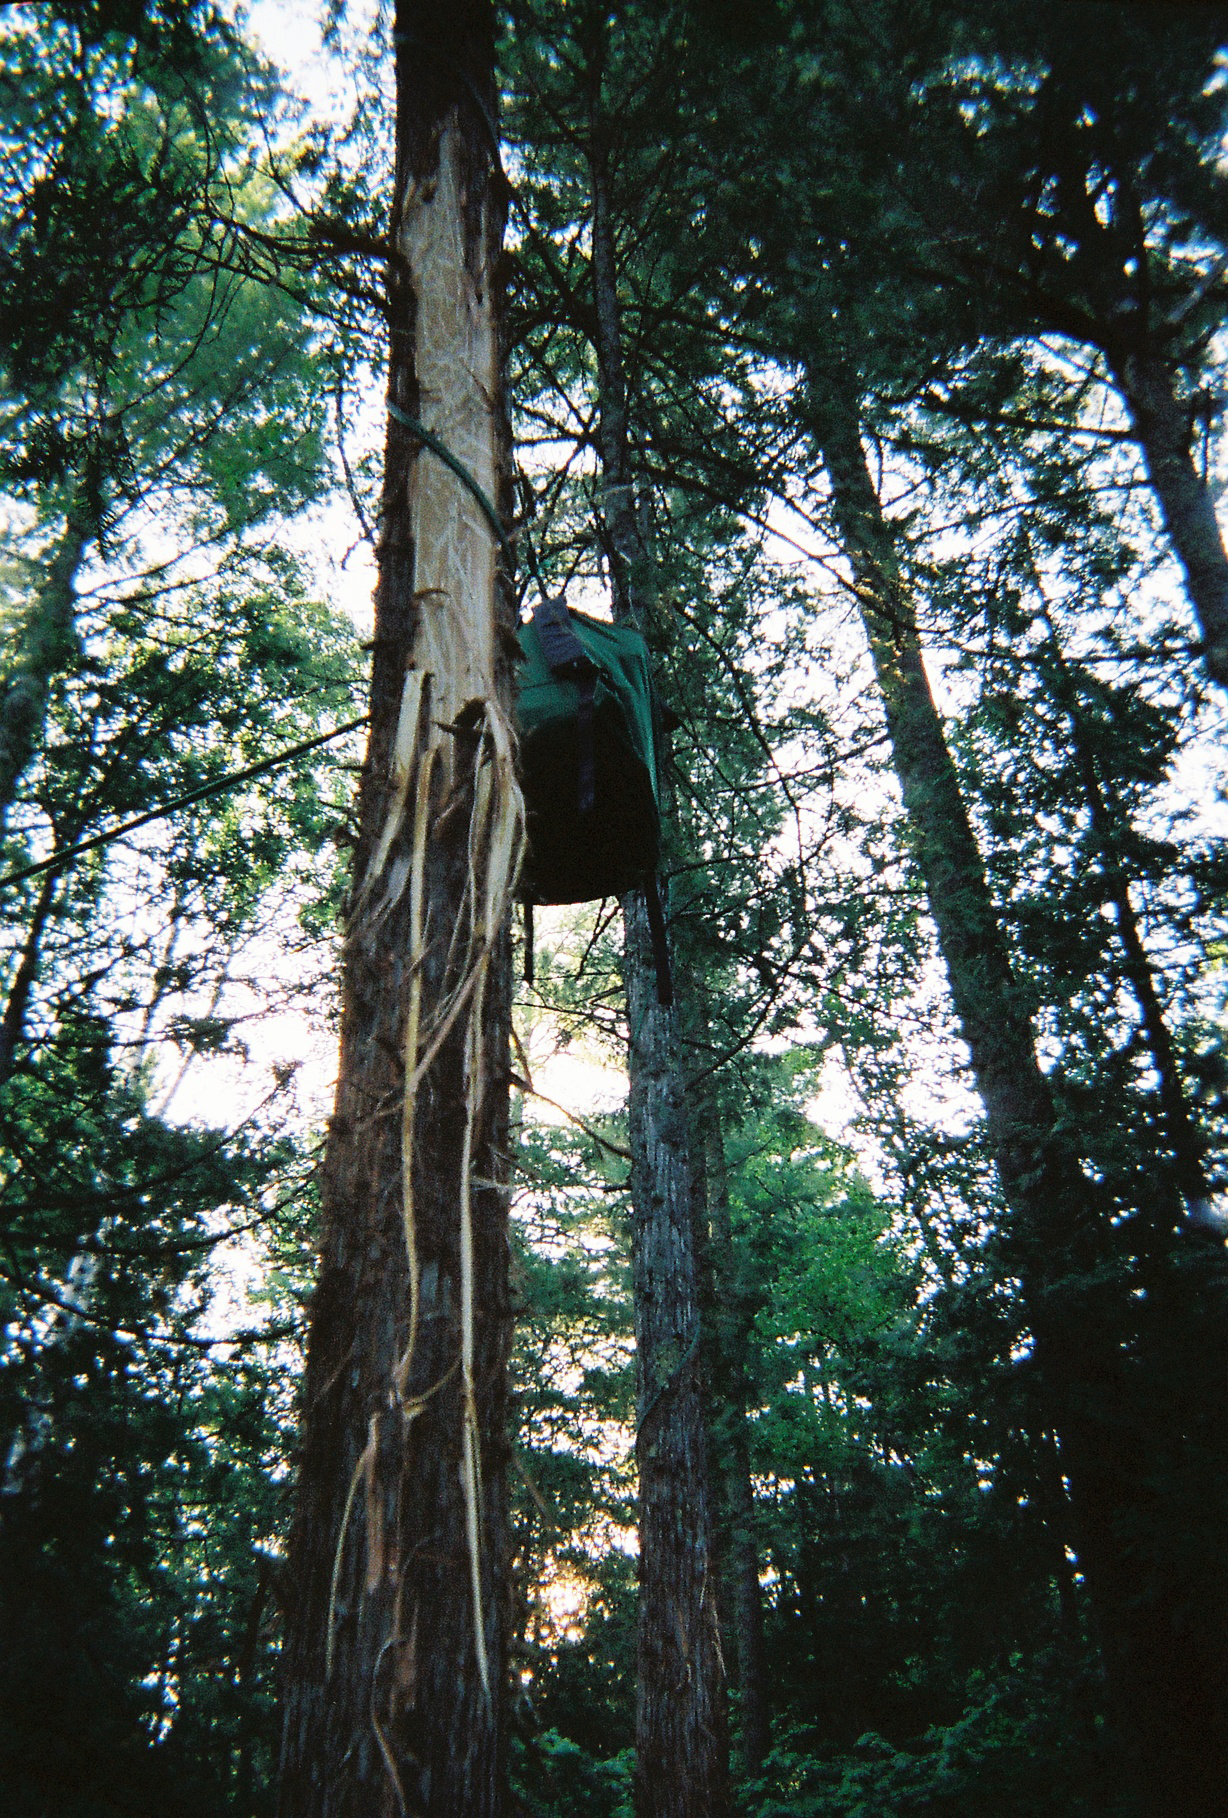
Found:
<box><xmin>574</xmin><ymin>671</ymin><xmax>596</xmax><ymax>817</ymax></box>
<box><xmin>532</xmin><ymin>596</ymin><xmax>596</xmax><ymax>816</ymax></box>
<box><xmin>643</xmin><ymin>874</ymin><xmax>674</xmax><ymax>1009</ymax></box>
<box><xmin>532</xmin><ymin>592</ymin><xmax>587</xmax><ymax>670</ymax></box>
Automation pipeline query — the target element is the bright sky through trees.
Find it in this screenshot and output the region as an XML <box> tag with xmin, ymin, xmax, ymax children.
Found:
<box><xmin>3</xmin><ymin>5</ymin><xmax>1228</xmax><ymax>1815</ymax></box>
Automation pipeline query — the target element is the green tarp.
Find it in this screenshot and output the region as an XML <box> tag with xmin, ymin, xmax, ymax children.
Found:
<box><xmin>516</xmin><ymin>606</ymin><xmax>665</xmax><ymax>905</ymax></box>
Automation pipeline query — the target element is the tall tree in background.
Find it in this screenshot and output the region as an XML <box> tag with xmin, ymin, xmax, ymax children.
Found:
<box><xmin>806</xmin><ymin>370</ymin><xmax>1228</xmax><ymax>1815</ymax></box>
<box><xmin>277</xmin><ymin>3</ymin><xmax>522</xmax><ymax>1813</ymax></box>
<box><xmin>585</xmin><ymin>27</ymin><xmax>735</xmax><ymax>1815</ymax></box>
<box><xmin>505</xmin><ymin>6</ymin><xmax>736</xmax><ymax>1806</ymax></box>
<box><xmin>589</xmin><ymin>156</ymin><xmax>731</xmax><ymax>1818</ymax></box>
<box><xmin>770</xmin><ymin>21</ymin><xmax>1228</xmax><ymax>1802</ymax></box>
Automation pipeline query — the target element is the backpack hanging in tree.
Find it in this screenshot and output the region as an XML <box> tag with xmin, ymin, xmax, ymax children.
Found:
<box><xmin>380</xmin><ymin>406</ymin><xmax>675</xmax><ymax>996</ymax></box>
<box><xmin>516</xmin><ymin>594</ymin><xmax>674</xmax><ymax>1002</ymax></box>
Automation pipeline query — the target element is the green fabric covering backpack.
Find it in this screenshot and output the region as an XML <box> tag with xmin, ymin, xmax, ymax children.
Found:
<box><xmin>516</xmin><ymin>595</ymin><xmax>674</xmax><ymax>1004</ymax></box>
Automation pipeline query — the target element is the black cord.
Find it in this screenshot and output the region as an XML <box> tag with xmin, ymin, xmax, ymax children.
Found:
<box><xmin>386</xmin><ymin>401</ymin><xmax>516</xmax><ymax>570</ymax></box>
<box><xmin>386</xmin><ymin>401</ymin><xmax>559</xmax><ymax>619</ymax></box>
<box><xmin>0</xmin><ymin>714</ymin><xmax>369</xmax><ymax>894</ymax></box>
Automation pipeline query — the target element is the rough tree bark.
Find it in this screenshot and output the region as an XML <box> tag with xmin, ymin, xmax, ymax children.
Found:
<box><xmin>588</xmin><ymin>129</ymin><xmax>730</xmax><ymax>1818</ymax></box>
<box><xmin>810</xmin><ymin>365</ymin><xmax>1228</xmax><ymax>1818</ymax></box>
<box><xmin>277</xmin><ymin>7</ymin><xmax>519</xmax><ymax>1814</ymax></box>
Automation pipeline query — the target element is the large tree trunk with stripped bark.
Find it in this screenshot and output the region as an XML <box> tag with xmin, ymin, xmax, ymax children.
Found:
<box><xmin>811</xmin><ymin>365</ymin><xmax>1228</xmax><ymax>1818</ymax></box>
<box><xmin>277</xmin><ymin>7</ymin><xmax>520</xmax><ymax>1814</ymax></box>
<box><xmin>588</xmin><ymin>132</ymin><xmax>730</xmax><ymax>1818</ymax></box>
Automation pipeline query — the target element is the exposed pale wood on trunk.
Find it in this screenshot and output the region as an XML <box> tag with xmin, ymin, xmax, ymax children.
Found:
<box><xmin>277</xmin><ymin>6</ymin><xmax>516</xmax><ymax>1814</ymax></box>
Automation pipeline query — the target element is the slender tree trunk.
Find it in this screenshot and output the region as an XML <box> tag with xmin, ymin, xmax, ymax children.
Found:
<box><xmin>589</xmin><ymin>132</ymin><xmax>730</xmax><ymax>1818</ymax></box>
<box><xmin>810</xmin><ymin>366</ymin><xmax>1228</xmax><ymax>1818</ymax></box>
<box><xmin>0</xmin><ymin>495</ymin><xmax>93</xmax><ymax>839</ymax></box>
<box><xmin>277</xmin><ymin>7</ymin><xmax>519</xmax><ymax>1814</ymax></box>
<box><xmin>1041</xmin><ymin>621</ymin><xmax>1215</xmax><ymax>1224</ymax></box>
<box><xmin>700</xmin><ymin>1108</ymin><xmax>769</xmax><ymax>1779</ymax></box>
<box><xmin>1110</xmin><ymin>345</ymin><xmax>1228</xmax><ymax>692</ymax></box>
<box><xmin>0</xmin><ymin>867</ymin><xmax>57</xmax><ymax>1092</ymax></box>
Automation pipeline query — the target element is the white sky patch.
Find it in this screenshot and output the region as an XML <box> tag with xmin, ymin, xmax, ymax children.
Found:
<box><xmin>515</xmin><ymin>904</ymin><xmax>628</xmax><ymax>1117</ymax></box>
<box><xmin>277</xmin><ymin>489</ymin><xmax>379</xmax><ymax>637</ymax></box>
<box><xmin>530</xmin><ymin>1046</ymin><xmax>624</xmax><ymax>1119</ymax></box>
<box><xmin>244</xmin><ymin>0</ymin><xmax>375</xmax><ymax>126</ymax></box>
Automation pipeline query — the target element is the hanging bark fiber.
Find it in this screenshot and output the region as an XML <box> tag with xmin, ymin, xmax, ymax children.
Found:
<box><xmin>277</xmin><ymin>5</ymin><xmax>522</xmax><ymax>1815</ymax></box>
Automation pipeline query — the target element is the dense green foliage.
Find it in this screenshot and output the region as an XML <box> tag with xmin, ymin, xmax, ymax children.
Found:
<box><xmin>2</xmin><ymin>1</ymin><xmax>1226</xmax><ymax>1813</ymax></box>
<box><xmin>0</xmin><ymin>5</ymin><xmax>362</xmax><ymax>1812</ymax></box>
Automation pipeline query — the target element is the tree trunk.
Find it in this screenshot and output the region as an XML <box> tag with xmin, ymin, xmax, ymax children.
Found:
<box><xmin>277</xmin><ymin>7</ymin><xmax>519</xmax><ymax>1815</ymax></box>
<box><xmin>1110</xmin><ymin>345</ymin><xmax>1228</xmax><ymax>693</ymax></box>
<box><xmin>589</xmin><ymin>133</ymin><xmax>730</xmax><ymax>1818</ymax></box>
<box><xmin>1040</xmin><ymin>619</ymin><xmax>1215</xmax><ymax>1225</ymax></box>
<box><xmin>0</xmin><ymin>867</ymin><xmax>58</xmax><ymax>1092</ymax></box>
<box><xmin>700</xmin><ymin>1108</ymin><xmax>769</xmax><ymax>1779</ymax></box>
<box><xmin>810</xmin><ymin>366</ymin><xmax>1228</xmax><ymax>1818</ymax></box>
<box><xmin>0</xmin><ymin>493</ymin><xmax>93</xmax><ymax>839</ymax></box>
